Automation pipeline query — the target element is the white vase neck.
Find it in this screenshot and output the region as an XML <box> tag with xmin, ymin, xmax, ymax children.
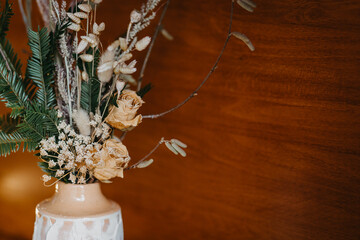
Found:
<box><xmin>37</xmin><ymin>182</ymin><xmax>120</xmax><ymax>218</ymax></box>
<box><xmin>54</xmin><ymin>182</ymin><xmax>105</xmax><ymax>204</ymax></box>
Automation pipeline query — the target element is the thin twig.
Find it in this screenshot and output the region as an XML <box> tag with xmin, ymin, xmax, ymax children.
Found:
<box><xmin>101</xmin><ymin>76</ymin><xmax>118</xmax><ymax>119</ymax></box>
<box><xmin>120</xmin><ymin>131</ymin><xmax>127</xmax><ymax>141</ymax></box>
<box><xmin>125</xmin><ymin>137</ymin><xmax>164</xmax><ymax>170</ymax></box>
<box><xmin>35</xmin><ymin>0</ymin><xmax>50</xmax><ymax>27</ymax></box>
<box><xmin>142</xmin><ymin>1</ymin><xmax>234</xmax><ymax>119</ymax></box>
<box><xmin>137</xmin><ymin>0</ymin><xmax>170</xmax><ymax>91</ymax></box>
<box><xmin>25</xmin><ymin>0</ymin><xmax>32</xmax><ymax>28</ymax></box>
<box><xmin>18</xmin><ymin>0</ymin><xmax>29</xmax><ymax>29</ymax></box>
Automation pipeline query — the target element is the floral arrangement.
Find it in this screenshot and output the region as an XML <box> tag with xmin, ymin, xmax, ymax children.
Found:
<box><xmin>0</xmin><ymin>0</ymin><xmax>255</xmax><ymax>185</ymax></box>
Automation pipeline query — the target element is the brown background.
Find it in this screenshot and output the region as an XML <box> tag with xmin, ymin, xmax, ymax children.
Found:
<box><xmin>0</xmin><ymin>0</ymin><xmax>360</xmax><ymax>239</ymax></box>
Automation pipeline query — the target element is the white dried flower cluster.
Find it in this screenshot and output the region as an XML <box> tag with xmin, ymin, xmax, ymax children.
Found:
<box><xmin>40</xmin><ymin>120</ymin><xmax>109</xmax><ymax>184</ymax></box>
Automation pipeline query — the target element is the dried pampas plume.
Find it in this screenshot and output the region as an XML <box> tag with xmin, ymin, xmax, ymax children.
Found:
<box><xmin>73</xmin><ymin>109</ymin><xmax>91</xmax><ymax>136</ymax></box>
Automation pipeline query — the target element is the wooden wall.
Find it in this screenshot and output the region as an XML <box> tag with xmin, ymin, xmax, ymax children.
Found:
<box><xmin>0</xmin><ymin>0</ymin><xmax>359</xmax><ymax>239</ymax></box>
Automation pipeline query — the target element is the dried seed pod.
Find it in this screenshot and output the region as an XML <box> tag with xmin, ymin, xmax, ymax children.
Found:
<box><xmin>242</xmin><ymin>0</ymin><xmax>256</xmax><ymax>8</ymax></box>
<box><xmin>82</xmin><ymin>71</ymin><xmax>89</xmax><ymax>81</ymax></box>
<box><xmin>68</xmin><ymin>23</ymin><xmax>81</xmax><ymax>32</ymax></box>
<box><xmin>80</xmin><ymin>54</ymin><xmax>94</xmax><ymax>62</ymax></box>
<box><xmin>98</xmin><ymin>22</ymin><xmax>105</xmax><ymax>32</ymax></box>
<box><xmin>93</xmin><ymin>22</ymin><xmax>100</xmax><ymax>35</ymax></box>
<box><xmin>74</xmin><ymin>12</ymin><xmax>88</xmax><ymax>19</ymax></box>
<box><xmin>130</xmin><ymin>10</ymin><xmax>142</xmax><ymax>23</ymax></box>
<box><xmin>100</xmin><ymin>42</ymin><xmax>118</xmax><ymax>65</ymax></box>
<box><xmin>92</xmin><ymin>0</ymin><xmax>103</xmax><ymax>4</ymax></box>
<box><xmin>97</xmin><ymin>62</ymin><xmax>113</xmax><ymax>83</ymax></box>
<box><xmin>67</xmin><ymin>12</ymin><xmax>81</xmax><ymax>24</ymax></box>
<box><xmin>118</xmin><ymin>66</ymin><xmax>136</xmax><ymax>75</ymax></box>
<box><xmin>78</xmin><ymin>4</ymin><xmax>92</xmax><ymax>13</ymax></box>
<box><xmin>137</xmin><ymin>159</ymin><xmax>154</xmax><ymax>168</ymax></box>
<box><xmin>118</xmin><ymin>53</ymin><xmax>133</xmax><ymax>63</ymax></box>
<box><xmin>127</xmin><ymin>60</ymin><xmax>137</xmax><ymax>68</ymax></box>
<box><xmin>81</xmin><ymin>34</ymin><xmax>99</xmax><ymax>48</ymax></box>
<box><xmin>76</xmin><ymin>39</ymin><xmax>89</xmax><ymax>54</ymax></box>
<box><xmin>171</xmin><ymin>139</ymin><xmax>187</xmax><ymax>148</ymax></box>
<box><xmin>135</xmin><ymin>36</ymin><xmax>151</xmax><ymax>51</ymax></box>
<box><xmin>165</xmin><ymin>142</ymin><xmax>178</xmax><ymax>155</ymax></box>
<box><xmin>119</xmin><ymin>37</ymin><xmax>128</xmax><ymax>51</ymax></box>
<box><xmin>231</xmin><ymin>32</ymin><xmax>255</xmax><ymax>51</ymax></box>
<box><xmin>121</xmin><ymin>74</ymin><xmax>137</xmax><ymax>85</ymax></box>
<box><xmin>116</xmin><ymin>80</ymin><xmax>126</xmax><ymax>95</ymax></box>
<box><xmin>161</xmin><ymin>28</ymin><xmax>174</xmax><ymax>41</ymax></box>
<box><xmin>171</xmin><ymin>143</ymin><xmax>187</xmax><ymax>157</ymax></box>
<box><xmin>236</xmin><ymin>0</ymin><xmax>255</xmax><ymax>12</ymax></box>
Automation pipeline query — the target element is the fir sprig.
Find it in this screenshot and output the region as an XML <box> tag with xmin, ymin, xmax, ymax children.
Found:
<box><xmin>26</xmin><ymin>27</ymin><xmax>56</xmax><ymax>109</ymax></box>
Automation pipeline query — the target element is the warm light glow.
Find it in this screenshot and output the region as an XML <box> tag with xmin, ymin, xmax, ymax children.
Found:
<box><xmin>0</xmin><ymin>169</ymin><xmax>38</xmax><ymax>202</ymax></box>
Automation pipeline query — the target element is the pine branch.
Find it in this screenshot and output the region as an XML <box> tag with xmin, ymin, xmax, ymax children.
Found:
<box><xmin>13</xmin><ymin>103</ymin><xmax>59</xmax><ymax>151</ymax></box>
<box><xmin>143</xmin><ymin>1</ymin><xmax>235</xmax><ymax>119</ymax></box>
<box><xmin>0</xmin><ymin>38</ymin><xmax>22</xmax><ymax>75</ymax></box>
<box><xmin>0</xmin><ymin>112</ymin><xmax>20</xmax><ymax>134</ymax></box>
<box><xmin>27</xmin><ymin>27</ymin><xmax>56</xmax><ymax>108</ymax></box>
<box><xmin>0</xmin><ymin>0</ymin><xmax>13</xmax><ymax>40</ymax></box>
<box><xmin>22</xmin><ymin>104</ymin><xmax>58</xmax><ymax>137</ymax></box>
<box><xmin>0</xmin><ymin>1</ymin><xmax>21</xmax><ymax>75</ymax></box>
<box><xmin>80</xmin><ymin>48</ymin><xmax>101</xmax><ymax>113</ymax></box>
<box><xmin>0</xmin><ymin>130</ymin><xmax>32</xmax><ymax>156</ymax></box>
<box><xmin>0</xmin><ymin>61</ymin><xmax>28</xmax><ymax>114</ymax></box>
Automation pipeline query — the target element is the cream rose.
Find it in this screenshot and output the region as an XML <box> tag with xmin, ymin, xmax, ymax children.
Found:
<box><xmin>105</xmin><ymin>90</ymin><xmax>144</xmax><ymax>131</ymax></box>
<box><xmin>93</xmin><ymin>139</ymin><xmax>131</xmax><ymax>181</ymax></box>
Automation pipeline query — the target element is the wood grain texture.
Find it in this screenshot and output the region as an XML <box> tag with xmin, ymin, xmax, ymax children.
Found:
<box><xmin>0</xmin><ymin>0</ymin><xmax>360</xmax><ymax>239</ymax></box>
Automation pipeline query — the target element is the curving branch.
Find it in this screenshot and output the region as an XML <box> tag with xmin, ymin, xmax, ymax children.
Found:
<box><xmin>125</xmin><ymin>138</ymin><xmax>164</xmax><ymax>170</ymax></box>
<box><xmin>142</xmin><ymin>0</ymin><xmax>235</xmax><ymax>119</ymax></box>
<box><xmin>137</xmin><ymin>0</ymin><xmax>171</xmax><ymax>91</ymax></box>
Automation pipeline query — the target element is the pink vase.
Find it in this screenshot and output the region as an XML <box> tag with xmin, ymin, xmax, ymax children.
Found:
<box><xmin>32</xmin><ymin>182</ymin><xmax>123</xmax><ymax>240</ymax></box>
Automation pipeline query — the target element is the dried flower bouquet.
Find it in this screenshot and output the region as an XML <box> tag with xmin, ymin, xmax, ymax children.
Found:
<box><xmin>0</xmin><ymin>0</ymin><xmax>255</xmax><ymax>185</ymax></box>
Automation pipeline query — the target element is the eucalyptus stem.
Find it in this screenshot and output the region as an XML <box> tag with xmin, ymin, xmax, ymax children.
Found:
<box><xmin>137</xmin><ymin>0</ymin><xmax>170</xmax><ymax>91</ymax></box>
<box><xmin>142</xmin><ymin>0</ymin><xmax>234</xmax><ymax>119</ymax></box>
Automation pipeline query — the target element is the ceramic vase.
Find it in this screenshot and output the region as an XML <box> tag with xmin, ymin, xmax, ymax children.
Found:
<box><xmin>32</xmin><ymin>182</ymin><xmax>123</xmax><ymax>240</ymax></box>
